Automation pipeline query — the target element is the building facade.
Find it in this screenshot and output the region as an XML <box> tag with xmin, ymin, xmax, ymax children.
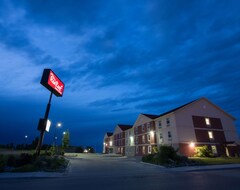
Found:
<box><xmin>103</xmin><ymin>98</ymin><xmax>239</xmax><ymax>157</ymax></box>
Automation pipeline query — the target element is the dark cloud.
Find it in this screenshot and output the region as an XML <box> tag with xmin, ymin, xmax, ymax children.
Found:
<box><xmin>0</xmin><ymin>0</ymin><xmax>240</xmax><ymax>148</ymax></box>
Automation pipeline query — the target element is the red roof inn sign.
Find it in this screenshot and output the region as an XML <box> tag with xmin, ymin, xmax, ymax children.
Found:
<box><xmin>36</xmin><ymin>69</ymin><xmax>64</xmax><ymax>156</ymax></box>
<box><xmin>40</xmin><ymin>69</ymin><xmax>65</xmax><ymax>97</ymax></box>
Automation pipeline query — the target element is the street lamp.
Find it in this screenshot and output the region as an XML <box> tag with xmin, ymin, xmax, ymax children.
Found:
<box><xmin>53</xmin><ymin>122</ymin><xmax>62</xmax><ymax>146</ymax></box>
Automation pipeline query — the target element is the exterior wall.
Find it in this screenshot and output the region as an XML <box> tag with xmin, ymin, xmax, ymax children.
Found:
<box><xmin>175</xmin><ymin>99</ymin><xmax>238</xmax><ymax>143</ymax></box>
<box><xmin>125</xmin><ymin>128</ymin><xmax>135</xmax><ymax>156</ymax></box>
<box><xmin>133</xmin><ymin>115</ymin><xmax>157</xmax><ymax>156</ymax></box>
<box><xmin>174</xmin><ymin>98</ymin><xmax>238</xmax><ymax>156</ymax></box>
<box><xmin>155</xmin><ymin>113</ymin><xmax>179</xmax><ymax>147</ymax></box>
<box><xmin>103</xmin><ymin>135</ymin><xmax>113</xmax><ymax>153</ymax></box>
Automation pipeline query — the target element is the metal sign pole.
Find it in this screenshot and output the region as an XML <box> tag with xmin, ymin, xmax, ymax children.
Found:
<box><xmin>36</xmin><ymin>92</ymin><xmax>53</xmax><ymax>156</ymax></box>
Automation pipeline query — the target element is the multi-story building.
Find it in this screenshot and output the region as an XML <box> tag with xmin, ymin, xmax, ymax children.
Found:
<box><xmin>103</xmin><ymin>132</ymin><xmax>113</xmax><ymax>154</ymax></box>
<box><xmin>112</xmin><ymin>124</ymin><xmax>132</xmax><ymax>155</ymax></box>
<box><xmin>103</xmin><ymin>97</ymin><xmax>239</xmax><ymax>157</ymax></box>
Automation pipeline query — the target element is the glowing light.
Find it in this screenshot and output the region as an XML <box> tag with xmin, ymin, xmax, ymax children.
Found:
<box><xmin>25</xmin><ymin>135</ymin><xmax>28</xmax><ymax>139</ymax></box>
<box><xmin>45</xmin><ymin>120</ymin><xmax>51</xmax><ymax>132</ymax></box>
<box><xmin>150</xmin><ymin>131</ymin><xmax>154</xmax><ymax>136</ymax></box>
<box><xmin>109</xmin><ymin>141</ymin><xmax>113</xmax><ymax>146</ymax></box>
<box><xmin>57</xmin><ymin>122</ymin><xmax>62</xmax><ymax>127</ymax></box>
<box><xmin>189</xmin><ymin>142</ymin><xmax>195</xmax><ymax>148</ymax></box>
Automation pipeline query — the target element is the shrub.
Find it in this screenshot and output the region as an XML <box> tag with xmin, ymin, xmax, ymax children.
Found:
<box><xmin>157</xmin><ymin>145</ymin><xmax>178</xmax><ymax>165</ymax></box>
<box><xmin>7</xmin><ymin>155</ymin><xmax>16</xmax><ymax>167</ymax></box>
<box><xmin>194</xmin><ymin>146</ymin><xmax>214</xmax><ymax>157</ymax></box>
<box><xmin>142</xmin><ymin>154</ymin><xmax>156</xmax><ymax>163</ymax></box>
<box><xmin>0</xmin><ymin>155</ymin><xmax>7</xmax><ymax>172</ymax></box>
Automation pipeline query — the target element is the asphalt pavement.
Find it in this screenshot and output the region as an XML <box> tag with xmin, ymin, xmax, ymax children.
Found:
<box><xmin>1</xmin><ymin>154</ymin><xmax>240</xmax><ymax>190</ymax></box>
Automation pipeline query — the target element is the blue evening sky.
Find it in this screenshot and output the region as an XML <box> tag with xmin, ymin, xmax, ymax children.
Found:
<box><xmin>0</xmin><ymin>0</ymin><xmax>240</xmax><ymax>152</ymax></box>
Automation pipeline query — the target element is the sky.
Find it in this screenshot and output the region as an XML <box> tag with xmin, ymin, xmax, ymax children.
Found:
<box><xmin>0</xmin><ymin>0</ymin><xmax>240</xmax><ymax>152</ymax></box>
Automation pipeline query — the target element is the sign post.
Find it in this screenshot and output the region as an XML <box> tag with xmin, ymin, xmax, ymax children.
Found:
<box><xmin>36</xmin><ymin>69</ymin><xmax>64</xmax><ymax>156</ymax></box>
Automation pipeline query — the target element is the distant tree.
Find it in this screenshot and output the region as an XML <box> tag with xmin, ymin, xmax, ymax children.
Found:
<box><xmin>31</xmin><ymin>137</ymin><xmax>39</xmax><ymax>149</ymax></box>
<box><xmin>62</xmin><ymin>130</ymin><xmax>70</xmax><ymax>150</ymax></box>
<box><xmin>75</xmin><ymin>146</ymin><xmax>84</xmax><ymax>153</ymax></box>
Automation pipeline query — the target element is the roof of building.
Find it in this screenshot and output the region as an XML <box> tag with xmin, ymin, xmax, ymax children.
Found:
<box><xmin>158</xmin><ymin>99</ymin><xmax>197</xmax><ymax>117</ymax></box>
<box><xmin>106</xmin><ymin>132</ymin><xmax>113</xmax><ymax>137</ymax></box>
<box><xmin>155</xmin><ymin>97</ymin><xmax>235</xmax><ymax>120</ymax></box>
<box><xmin>141</xmin><ymin>113</ymin><xmax>159</xmax><ymax>119</ymax></box>
<box><xmin>117</xmin><ymin>124</ymin><xmax>132</xmax><ymax>131</ymax></box>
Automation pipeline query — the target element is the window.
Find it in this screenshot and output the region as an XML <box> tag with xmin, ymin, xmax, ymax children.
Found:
<box><xmin>205</xmin><ymin>118</ymin><xmax>211</xmax><ymax>126</ymax></box>
<box><xmin>142</xmin><ymin>146</ymin><xmax>145</xmax><ymax>154</ymax></box>
<box><xmin>168</xmin><ymin>131</ymin><xmax>172</xmax><ymax>141</ymax></box>
<box><xmin>208</xmin><ymin>131</ymin><xmax>214</xmax><ymax>141</ymax></box>
<box><xmin>147</xmin><ymin>123</ymin><xmax>150</xmax><ymax>131</ymax></box>
<box><xmin>148</xmin><ymin>146</ymin><xmax>151</xmax><ymax>153</ymax></box>
<box><xmin>147</xmin><ymin>134</ymin><xmax>151</xmax><ymax>141</ymax></box>
<box><xmin>166</xmin><ymin>118</ymin><xmax>170</xmax><ymax>126</ymax></box>
<box><xmin>135</xmin><ymin>127</ymin><xmax>138</xmax><ymax>135</ymax></box>
<box><xmin>136</xmin><ymin>137</ymin><xmax>138</xmax><ymax>144</ymax></box>
<box><xmin>109</xmin><ymin>141</ymin><xmax>112</xmax><ymax>146</ymax></box>
<box><xmin>142</xmin><ymin>135</ymin><xmax>145</xmax><ymax>143</ymax></box>
<box><xmin>211</xmin><ymin>145</ymin><xmax>217</xmax><ymax>154</ymax></box>
<box><xmin>158</xmin><ymin>120</ymin><xmax>162</xmax><ymax>128</ymax></box>
<box><xmin>142</xmin><ymin>125</ymin><xmax>145</xmax><ymax>132</ymax></box>
<box><xmin>159</xmin><ymin>133</ymin><xmax>163</xmax><ymax>143</ymax></box>
<box><xmin>136</xmin><ymin>146</ymin><xmax>138</xmax><ymax>154</ymax></box>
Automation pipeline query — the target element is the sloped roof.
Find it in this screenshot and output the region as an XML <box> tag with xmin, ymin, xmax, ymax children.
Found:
<box><xmin>106</xmin><ymin>132</ymin><xmax>113</xmax><ymax>137</ymax></box>
<box><xmin>155</xmin><ymin>97</ymin><xmax>235</xmax><ymax>120</ymax></box>
<box><xmin>117</xmin><ymin>124</ymin><xmax>132</xmax><ymax>131</ymax></box>
<box><xmin>141</xmin><ymin>113</ymin><xmax>159</xmax><ymax>119</ymax></box>
<box><xmin>158</xmin><ymin>99</ymin><xmax>197</xmax><ymax>117</ymax></box>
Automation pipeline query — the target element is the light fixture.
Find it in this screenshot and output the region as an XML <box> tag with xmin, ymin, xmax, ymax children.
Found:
<box><xmin>150</xmin><ymin>131</ymin><xmax>154</xmax><ymax>136</ymax></box>
<box><xmin>189</xmin><ymin>141</ymin><xmax>195</xmax><ymax>148</ymax></box>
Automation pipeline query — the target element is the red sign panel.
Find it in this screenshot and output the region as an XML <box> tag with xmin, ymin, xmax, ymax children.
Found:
<box><xmin>40</xmin><ymin>69</ymin><xmax>65</xmax><ymax>97</ymax></box>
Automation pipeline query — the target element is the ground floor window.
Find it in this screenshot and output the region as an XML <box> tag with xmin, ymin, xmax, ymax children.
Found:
<box><xmin>211</xmin><ymin>145</ymin><xmax>217</xmax><ymax>154</ymax></box>
<box><xmin>143</xmin><ymin>146</ymin><xmax>145</xmax><ymax>154</ymax></box>
<box><xmin>148</xmin><ymin>146</ymin><xmax>151</xmax><ymax>154</ymax></box>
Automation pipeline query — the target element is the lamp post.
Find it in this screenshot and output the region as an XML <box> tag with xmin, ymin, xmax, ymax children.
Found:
<box><xmin>24</xmin><ymin>135</ymin><xmax>28</xmax><ymax>151</ymax></box>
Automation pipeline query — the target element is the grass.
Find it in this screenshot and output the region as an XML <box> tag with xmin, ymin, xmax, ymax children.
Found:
<box><xmin>189</xmin><ymin>157</ymin><xmax>240</xmax><ymax>165</ymax></box>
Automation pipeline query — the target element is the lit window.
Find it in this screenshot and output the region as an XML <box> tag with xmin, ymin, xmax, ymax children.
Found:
<box><xmin>147</xmin><ymin>123</ymin><xmax>150</xmax><ymax>131</ymax></box>
<box><xmin>143</xmin><ymin>146</ymin><xmax>145</xmax><ymax>154</ymax></box>
<box><xmin>109</xmin><ymin>141</ymin><xmax>112</xmax><ymax>146</ymax></box>
<box><xmin>142</xmin><ymin>125</ymin><xmax>145</xmax><ymax>132</ymax></box>
<box><xmin>166</xmin><ymin>118</ymin><xmax>170</xmax><ymax>126</ymax></box>
<box><xmin>147</xmin><ymin>134</ymin><xmax>150</xmax><ymax>141</ymax></box>
<box><xmin>142</xmin><ymin>135</ymin><xmax>145</xmax><ymax>143</ymax></box>
<box><xmin>208</xmin><ymin>131</ymin><xmax>214</xmax><ymax>140</ymax></box>
<box><xmin>211</xmin><ymin>145</ymin><xmax>217</xmax><ymax>154</ymax></box>
<box><xmin>205</xmin><ymin>118</ymin><xmax>211</xmax><ymax>126</ymax></box>
<box><xmin>148</xmin><ymin>146</ymin><xmax>151</xmax><ymax>153</ymax></box>
<box><xmin>158</xmin><ymin>120</ymin><xmax>162</xmax><ymax>128</ymax></box>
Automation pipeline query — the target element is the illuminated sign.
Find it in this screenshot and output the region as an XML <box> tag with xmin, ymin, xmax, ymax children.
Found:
<box><xmin>37</xmin><ymin>118</ymin><xmax>51</xmax><ymax>132</ymax></box>
<box><xmin>40</xmin><ymin>69</ymin><xmax>64</xmax><ymax>97</ymax></box>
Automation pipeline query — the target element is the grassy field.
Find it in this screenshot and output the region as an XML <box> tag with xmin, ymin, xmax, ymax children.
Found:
<box><xmin>189</xmin><ymin>157</ymin><xmax>240</xmax><ymax>165</ymax></box>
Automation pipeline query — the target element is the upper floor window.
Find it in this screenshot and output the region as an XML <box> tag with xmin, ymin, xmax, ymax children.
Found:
<box><xmin>168</xmin><ymin>131</ymin><xmax>172</xmax><ymax>140</ymax></box>
<box><xmin>147</xmin><ymin>123</ymin><xmax>150</xmax><ymax>131</ymax></box>
<box><xmin>208</xmin><ymin>131</ymin><xmax>214</xmax><ymax>141</ymax></box>
<box><xmin>205</xmin><ymin>118</ymin><xmax>211</xmax><ymax>126</ymax></box>
<box><xmin>142</xmin><ymin>125</ymin><xmax>145</xmax><ymax>132</ymax></box>
<box><xmin>136</xmin><ymin>137</ymin><xmax>138</xmax><ymax>144</ymax></box>
<box><xmin>135</xmin><ymin>127</ymin><xmax>138</xmax><ymax>135</ymax></box>
<box><xmin>166</xmin><ymin>118</ymin><xmax>170</xmax><ymax>126</ymax></box>
<box><xmin>147</xmin><ymin>134</ymin><xmax>151</xmax><ymax>141</ymax></box>
<box><xmin>158</xmin><ymin>120</ymin><xmax>162</xmax><ymax>128</ymax></box>
<box><xmin>142</xmin><ymin>135</ymin><xmax>145</xmax><ymax>143</ymax></box>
